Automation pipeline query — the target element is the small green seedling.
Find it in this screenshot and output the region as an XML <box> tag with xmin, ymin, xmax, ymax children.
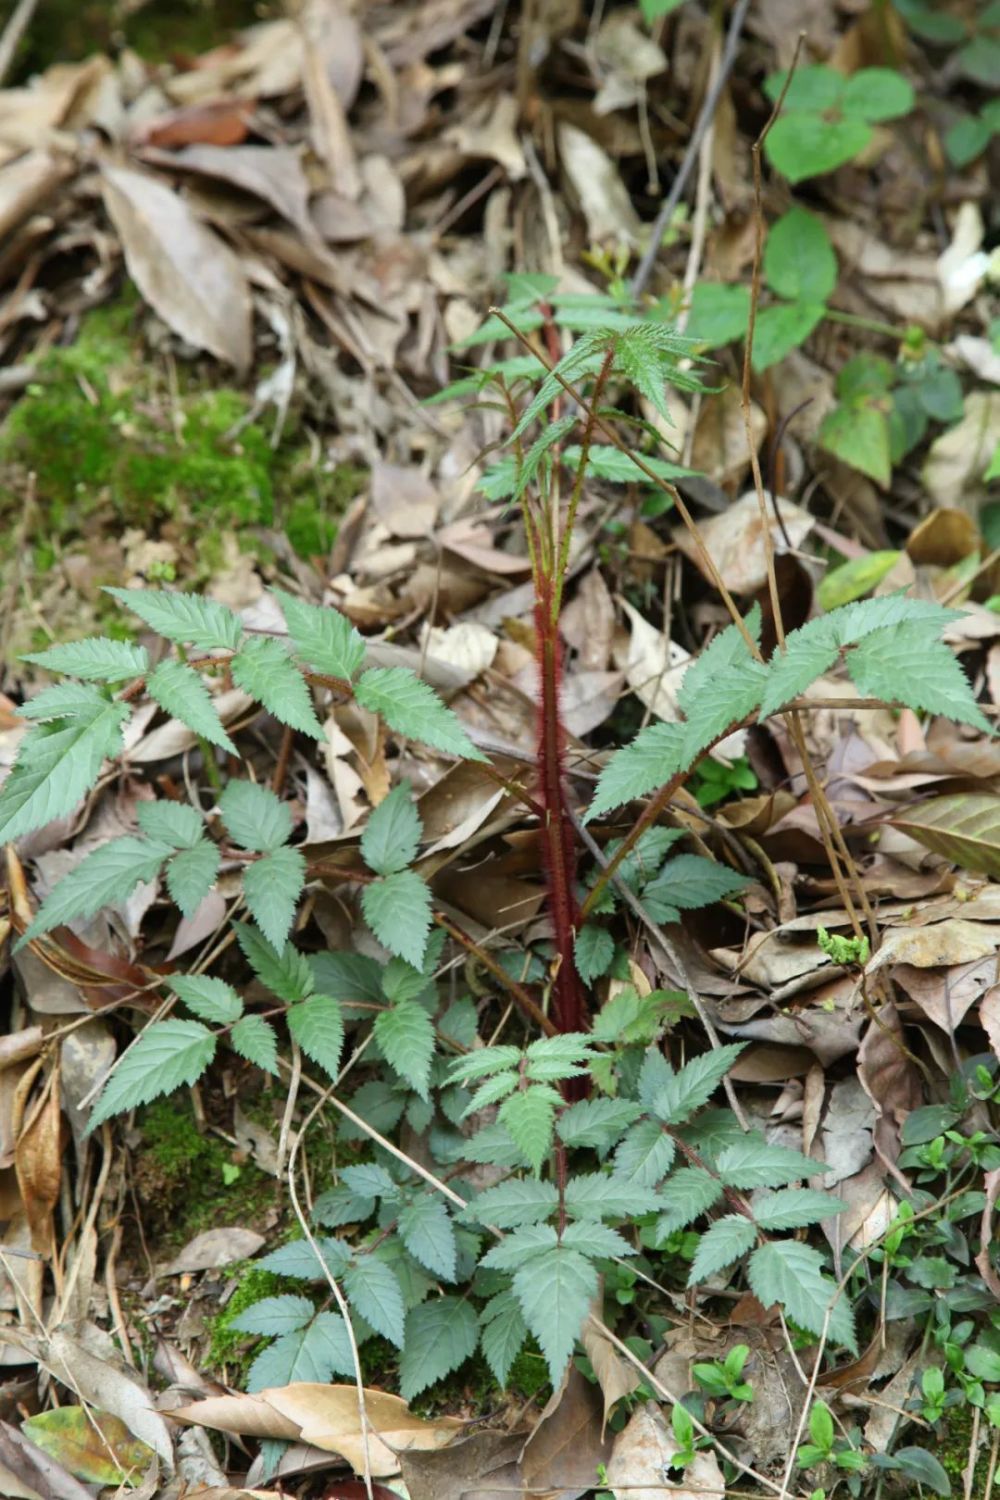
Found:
<box><xmin>816</xmin><ymin>927</ymin><xmax>870</xmax><ymax>966</ymax></box>
<box><xmin>797</xmin><ymin>1400</ymin><xmax>868</xmax><ymax>1476</ymax></box>
<box><xmin>763</xmin><ymin>66</ymin><xmax>915</xmax><ymax>183</ymax></box>
<box><xmin>692</xmin><ymin>1343</ymin><xmax>754</xmax><ymax>1403</ymax></box>
<box><xmin>670</xmin><ymin>1401</ymin><xmax>712</xmax><ymax>1469</ymax></box>
<box><xmin>920</xmin><ymin>1365</ymin><xmax>946</xmax><ymax>1424</ymax></box>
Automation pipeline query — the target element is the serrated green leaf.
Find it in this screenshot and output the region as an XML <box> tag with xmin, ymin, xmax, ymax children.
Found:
<box><xmin>715</xmin><ymin>1138</ymin><xmax>821</xmax><ymax>1188</ymax></box>
<box><xmin>147</xmin><ymin>659</ymin><xmax>237</xmax><ymax>752</ymax></box>
<box><xmin>655</xmin><ymin>1167</ymin><xmax>723</xmax><ymax>1236</ymax></box>
<box><xmin>652</xmin><ymin>1044</ymin><xmax>745</xmax><ymax>1126</ymax></box>
<box><xmin>587</xmin><ymin>720</ymin><xmax>685</xmax><ymax>820</ymax></box>
<box><xmin>232</xmin><ymin>1294</ymin><xmax>314</xmax><ymax>1336</ymax></box>
<box><xmin>87</xmin><ymin>1019</ymin><xmax>216</xmax><ymax>1131</ymax></box>
<box><xmin>399</xmin><ymin>1298</ymin><xmax>479</xmax><ymax>1402</ymax></box>
<box><xmin>557</xmin><ymin>1098</ymin><xmax>642</xmax><ymax>1150</ymax></box>
<box><xmin>462</xmin><ymin>1179</ymin><xmax>558</xmax><ymax>1229</ymax></box>
<box><xmin>764</xmin><ymin>207</ymin><xmax>838</xmax><ymax>305</ymax></box>
<box><xmin>354</xmin><ymin>667</ymin><xmax>485</xmax><ymax>761</ymax></box>
<box><xmin>397</xmin><ymin>1194</ymin><xmax>458</xmax><ymax>1281</ymax></box>
<box><xmin>341</xmin><ymin>1163</ymin><xmax>398</xmax><ymax>1199</ymax></box>
<box><xmin>312</xmin><ymin>1184</ymin><xmax>377</xmax><ymax>1229</ymax></box>
<box><xmin>574</xmin><ymin>924</ymin><xmax>614</xmax><ymax>984</ymax></box>
<box><xmin>513</xmin><ymin>1246</ymin><xmax>598</xmax><ymax>1388</ymax></box>
<box><xmin>524</xmin><ymin>1033</ymin><xmax>595</xmax><ymax>1082</ymax></box>
<box><xmin>343</xmin><ymin>1258</ymin><xmax>405</xmax><ymax>1348</ymax></box>
<box><xmin>846</xmin><ymin>623</ymin><xmax>991</xmax><ymax>733</ymax></box>
<box><xmin>481</xmin><ymin>1225</ymin><xmax>559</xmax><ymax>1271</ymax></box>
<box><xmin>612</xmin><ymin>1119</ymin><xmax>676</xmax><ymax>1185</ymax></box>
<box><xmin>219</xmin><ymin>781</ymin><xmax>292</xmax><ymax>852</ymax></box>
<box><xmin>361</xmin><ymin>781</ymin><xmax>421</xmax><ymax>876</ymax></box>
<box><xmin>234</xmin><ymin>922</ymin><xmax>313</xmax><ymax>1002</ymax></box>
<box><xmin>22</xmin><ymin>637</ymin><xmax>149</xmax><ymax>683</ymax></box>
<box><xmin>381</xmin><ymin>956</ymin><xmax>432</xmax><ymax>1005</ymax></box>
<box><xmin>136</xmin><ymin>801</ymin><xmax>204</xmax><ymax>849</ymax></box>
<box><xmin>20</xmin><ymin>835</ymin><xmax>171</xmax><ymax>945</ymax></box>
<box><xmin>447</xmin><ymin>1045</ymin><xmax>524</xmax><ymax>1084</ymax></box>
<box><xmin>562</xmin><ymin>444</ymin><xmax>694</xmax><ymax>485</ymax></box>
<box><xmin>688</xmin><ymin>1215</ymin><xmax>758</xmax><ymax>1283</ymax></box>
<box><xmin>287</xmin><ymin>994</ymin><xmax>344</xmax><ymax>1077</ymax></box>
<box><xmin>374</xmin><ymin>999</ymin><xmax>435</xmax><ymax>1099</ymax></box>
<box><xmin>20</xmin><ymin>683</ymin><xmax>115</xmax><ymax>721</ymax></box>
<box><xmin>0</xmin><ymin>698</ymin><xmax>131</xmax><ymax>844</ymax></box>
<box><xmin>498</xmin><ymin>1087</ymin><xmax>560</xmax><ymax>1175</ymax></box>
<box><xmin>676</xmin><ymin>613</ymin><xmax>766</xmax><ymax>767</ymax></box>
<box><xmin>564</xmin><ymin>1174</ymin><xmax>663</xmax><ymax>1221</ymax></box>
<box><xmin>166</xmin><ymin>841</ymin><xmax>221</xmax><ymax>916</ymax></box>
<box><xmin>642</xmin><ymin>855</ymin><xmax>752</xmax><ymax>921</ymax></box>
<box><xmin>243</xmin><ymin>846</ymin><xmax>305</xmax><ymax>950</ymax></box>
<box><xmin>752</xmin><ymin>1188</ymin><xmax>847</xmax><ymax>1231</ymax></box>
<box><xmin>748</xmin><ymin>1240</ymin><xmax>857</xmax><ymax>1352</ymax></box>
<box><xmin>480</xmin><ymin>1292</ymin><xmax>527</xmax><ymax>1386</ymax></box>
<box><xmin>171</xmin><ymin>975</ymin><xmax>243</xmax><ymax>1024</ymax></box>
<box><xmin>463</xmin><ymin>1070</ymin><xmax>521</xmax><ymax>1116</ymax></box>
<box><xmin>272</xmin><ymin>588</ymin><xmax>365</xmax><ymax>682</ymax></box>
<box><xmin>230</xmin><ymin>1015</ymin><xmax>279</xmax><ymax>1074</ymax></box>
<box><xmin>257</xmin><ymin>1236</ymin><xmax>351</xmax><ymax>1280</ymax></box>
<box><xmin>247</xmin><ymin>1312</ymin><xmax>355</xmax><ymax>1392</ymax></box>
<box><xmin>231</xmin><ymin>635</ymin><xmax>323</xmax><ymax>739</ymax></box>
<box><xmin>562</xmin><ymin>1221</ymin><xmax>635</xmax><ymax>1259</ymax></box>
<box><xmin>105</xmin><ymin>587</ymin><xmax>242</xmax><ymax>652</ymax></box>
<box><xmin>362</xmin><ymin>870</ymin><xmax>432</xmax><ymax>968</ymax></box>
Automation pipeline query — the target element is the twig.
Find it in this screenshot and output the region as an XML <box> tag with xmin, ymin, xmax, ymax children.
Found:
<box><xmin>630</xmin><ymin>0</ymin><xmax>754</xmax><ymax>300</ymax></box>
<box><xmin>0</xmin><ymin>0</ymin><xmax>39</xmax><ymax>87</ymax></box>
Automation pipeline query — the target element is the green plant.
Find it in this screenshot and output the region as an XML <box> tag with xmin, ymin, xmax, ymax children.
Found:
<box><xmin>692</xmin><ymin>1343</ymin><xmax>754</xmax><ymax>1403</ymax></box>
<box><xmin>816</xmin><ymin>927</ymin><xmax>870</xmax><ymax>967</ymax></box>
<box><xmin>690</xmin><ymin>755</ymin><xmax>757</xmax><ymax>808</ymax></box>
<box><xmin>762</xmin><ymin>65</ymin><xmax>915</xmax><ymax>183</ymax></box>
<box><xmin>894</xmin><ymin>0</ymin><xmax>1000</xmax><ymax>87</ymax></box>
<box><xmin>797</xmin><ymin>1401</ymin><xmax>868</xmax><ymax>1493</ymax></box>
<box><xmin>819</xmin><ymin>348</ymin><xmax>965</xmax><ymax>487</ymax></box>
<box><xmin>669</xmin><ymin>1399</ymin><xmax>713</xmax><ymax>1468</ymax></box>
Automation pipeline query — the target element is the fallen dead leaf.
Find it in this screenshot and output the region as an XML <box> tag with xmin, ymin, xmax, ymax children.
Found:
<box><xmin>605</xmin><ymin>1404</ymin><xmax>724</xmax><ymax>1500</ymax></box>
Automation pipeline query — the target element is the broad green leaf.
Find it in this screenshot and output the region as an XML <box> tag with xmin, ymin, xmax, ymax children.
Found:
<box><xmin>816</xmin><ymin>551</ymin><xmax>902</xmax><ymax>611</ymax></box>
<box><xmin>272</xmin><ymin>588</ymin><xmax>365</xmax><ymax>682</ymax></box>
<box><xmin>675</xmin><ymin>610</ymin><xmax>765</xmax><ymax>766</ymax></box>
<box><xmin>655</xmin><ymin>1167</ymin><xmax>723</xmax><ymax>1236</ymax></box>
<box><xmin>612</xmin><ymin>1119</ymin><xmax>676</xmax><ymax>1186</ymax></box>
<box><xmin>166</xmin><ymin>841</ymin><xmax>221</xmax><ymax>916</ymax></box>
<box><xmin>640</xmin><ymin>0</ymin><xmax>685</xmax><ymax>19</ymax></box>
<box><xmin>374</xmin><ymin>999</ymin><xmax>435</xmax><ymax>1099</ymax></box>
<box><xmin>641</xmin><ymin>855</ymin><xmax>752</xmax><ymax>921</ymax></box>
<box><xmin>752</xmin><ymin>300</ymin><xmax>826</xmax><ymax>371</ymax></box>
<box><xmin>481</xmin><ymin>1225</ymin><xmax>559</xmax><ymax>1271</ymax></box>
<box><xmin>137</xmin><ymin>801</ymin><xmax>204</xmax><ymax>848</ymax></box>
<box><xmin>764</xmin><ymin>207</ymin><xmax>837</xmax><ymax>304</ymax></box>
<box><xmin>891</xmin><ymin>794</ymin><xmax>1000</xmax><ymax>880</ymax></box>
<box><xmin>716</xmin><ymin>1138</ymin><xmax>820</xmax><ymax>1188</ymax></box>
<box><xmin>819</xmin><ymin>403</ymin><xmax>891</xmax><ymax>486</ymax></box>
<box><xmin>764</xmin><ymin>114</ymin><xmax>871</xmax><ymax>183</ymax></box>
<box><xmin>685</xmin><ymin>282</ymin><xmax>750</xmax><ymax>348</ymax></box>
<box><xmin>20</xmin><ymin>834</ymin><xmax>172</xmax><ymax>945</ymax></box>
<box><xmin>247</xmin><ymin>1312</ymin><xmax>354</xmax><ymax>1392</ymax></box>
<box><xmin>887</xmin><ymin>1447</ymin><xmax>953</xmax><ymax>1497</ymax></box>
<box><xmin>20</xmin><ymin>1407</ymin><xmax>155</xmax><ymax>1486</ymax></box>
<box><xmin>688</xmin><ymin>1214</ymin><xmax>758</xmax><ymax>1283</ymax></box>
<box><xmin>965</xmin><ymin>1344</ymin><xmax>1000</xmax><ymax>1383</ymax></box>
<box><xmin>231</xmin><ymin>635</ymin><xmax>323</xmax><ymax>739</ymax></box>
<box><xmin>105</xmin><ymin>587</ymin><xmax>242</xmax><ymax>651</ymax></box>
<box><xmin>354</xmin><ymin>667</ymin><xmax>485</xmax><ymax>761</ymax></box>
<box><xmin>243</xmin><ymin>846</ymin><xmax>306</xmax><ymax>949</ymax></box>
<box><xmin>344</xmin><ymin>1257</ymin><xmax>406</xmax><ymax>1347</ymax></box>
<box><xmin>513</xmin><ymin>1246</ymin><xmax>598</xmax><ymax>1388</ymax></box>
<box><xmin>480</xmin><ymin>1291</ymin><xmax>527</xmax><ymax>1386</ymax></box>
<box><xmin>847</xmin><ymin>624</ymin><xmax>991</xmax><ymax>733</ymax></box>
<box><xmin>0</xmin><ymin>697</ymin><xmax>130</xmax><ymax>843</ymax></box>
<box><xmin>498</xmin><ymin>1087</ymin><xmax>560</xmax><ymax>1175</ymax></box>
<box><xmin>219</xmin><ymin>780</ymin><xmax>292</xmax><ymax>852</ymax></box>
<box><xmin>841</xmin><ymin>68</ymin><xmax>914</xmax><ymax>123</ymax></box>
<box><xmin>230</xmin><ymin>1015</ymin><xmax>279</xmax><ymax>1074</ymax></box>
<box><xmin>19</xmin><ymin>683</ymin><xmax>115</xmax><ymax>721</ymax></box>
<box><xmin>309</xmin><ymin>950</ymin><xmax>384</xmax><ymax>1007</ymax></box>
<box><xmin>764</xmin><ymin>64</ymin><xmax>844</xmax><ymax>113</ymax></box>
<box><xmin>381</xmin><ymin>956</ymin><xmax>432</xmax><ymax>1005</ymax></box>
<box><xmin>397</xmin><ymin>1194</ymin><xmax>458</xmax><ymax>1281</ymax></box>
<box><xmin>944</xmin><ymin>114</ymin><xmax>995</xmax><ymax>167</ymax></box>
<box><xmin>563</xmin><ymin>1173</ymin><xmax>663</xmax><ymax>1220</ymax></box>
<box><xmin>561</xmin><ymin>444</ymin><xmax>694</xmax><ymax>485</ymax></box>
<box><xmin>287</xmin><ymin>994</ymin><xmax>344</xmax><ymax>1077</ymax></box>
<box><xmin>558</xmin><ymin>1098</ymin><xmax>641</xmax><ymax>1150</ymax></box>
<box><xmin>231</xmin><ymin>1294</ymin><xmax>314</xmax><ymax>1336</ymax></box>
<box><xmin>147</xmin><ymin>659</ymin><xmax>236</xmax><ymax>752</ymax></box>
<box><xmin>399</xmin><ymin>1298</ymin><xmax>479</xmax><ymax>1401</ymax></box>
<box><xmin>587</xmin><ymin>720</ymin><xmax>685</xmax><ymax>820</ymax></box>
<box><xmin>22</xmin><ymin>637</ymin><xmax>148</xmax><ymax>683</ymax></box>
<box><xmin>753</xmin><ymin>1188</ymin><xmax>847</xmax><ymax>1231</ymax></box>
<box><xmin>748</xmin><ymin>1239</ymin><xmax>857</xmax><ymax>1352</ymax></box>
<box><xmin>361</xmin><ymin>781</ymin><xmax>421</xmax><ymax>876</ymax></box>
<box><xmin>562</xmin><ymin>1221</ymin><xmax>635</xmax><ymax>1259</ymax></box>
<box><xmin>462</xmin><ymin>1179</ymin><xmax>558</xmax><ymax>1229</ymax></box>
<box><xmin>312</xmin><ymin>1184</ymin><xmax>377</xmax><ymax>1229</ymax></box>
<box><xmin>986</xmin><ymin>439</ymin><xmax>1000</xmax><ymax>483</ymax></box>
<box><xmin>362</xmin><ymin>870</ymin><xmax>432</xmax><ymax>968</ymax></box>
<box><xmin>956</xmin><ymin>33</ymin><xmax>1000</xmax><ymax>88</ymax></box>
<box><xmin>447</xmin><ymin>1045</ymin><xmax>524</xmax><ymax>1084</ymax></box>
<box><xmin>171</xmin><ymin>975</ymin><xmax>243</xmax><ymax>1025</ymax></box>
<box><xmin>87</xmin><ymin>1019</ymin><xmax>216</xmax><ymax>1131</ymax></box>
<box><xmin>574</xmin><ymin>924</ymin><xmax>614</xmax><ymax>983</ymax></box>
<box><xmin>257</xmin><ymin>1236</ymin><xmax>351</xmax><ymax>1279</ymax></box>
<box><xmin>652</xmin><ymin>1044</ymin><xmax>746</xmax><ymax>1126</ymax></box>
<box><xmin>341</xmin><ymin>1163</ymin><xmax>398</xmax><ymax>1199</ymax></box>
<box><xmin>235</xmin><ymin>922</ymin><xmax>314</xmax><ymax>1002</ymax></box>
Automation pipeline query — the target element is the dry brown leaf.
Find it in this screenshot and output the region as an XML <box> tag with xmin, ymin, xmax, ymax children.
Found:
<box><xmin>857</xmin><ymin>1002</ymin><xmax>921</xmax><ymax>1146</ymax></box>
<box><xmin>892</xmin><ymin>954</ymin><xmax>993</xmax><ymax>1033</ymax></box>
<box><xmin>101</xmin><ymin>164</ymin><xmax>252</xmax><ymax>373</ymax></box>
<box><xmin>868</xmin><ymin>917</ymin><xmax>999</xmax><ymax>973</ymax></box>
<box><xmin>163</xmin><ymin>1228</ymin><xmax>265</xmax><ymax>1277</ymax></box>
<box><xmin>142</xmin><ymin>144</ymin><xmax>315</xmax><ymax>236</ymax></box>
<box><xmin>922</xmin><ymin>391</ymin><xmax>1000</xmax><ymax>513</ymax></box>
<box><xmin>581</xmin><ymin>1311</ymin><xmax>641</xmax><ymax>1433</ymax></box>
<box><xmin>672</xmin><ymin>491</ymin><xmax>814</xmax><ymax>593</ymax></box>
<box><xmin>981</xmin><ymin>986</ymin><xmax>1000</xmax><ymax>1067</ymax></box>
<box><xmin>521</xmin><ymin>1367</ymin><xmax>611</xmax><ymax>1498</ymax></box>
<box><xmin>400</xmin><ymin>1430</ymin><xmax>525</xmax><ymax>1500</ymax></box>
<box><xmin>606</xmin><ymin>1405</ymin><xmax>724</xmax><ymax>1500</ymax></box>
<box><xmin>13</xmin><ymin>1063</ymin><xmax>61</xmax><ymax>1255</ymax></box>
<box><xmin>558</xmin><ymin>122</ymin><xmax>641</xmax><ymax>245</ymax></box>
<box><xmin>0</xmin><ymin>150</ymin><xmax>74</xmax><ymax>241</ymax></box>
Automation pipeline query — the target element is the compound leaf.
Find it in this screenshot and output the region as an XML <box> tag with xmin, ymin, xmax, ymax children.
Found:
<box><xmin>105</xmin><ymin>587</ymin><xmax>242</xmax><ymax>652</ymax></box>
<box><xmin>273</xmin><ymin>588</ymin><xmax>365</xmax><ymax>682</ymax></box>
<box><xmin>354</xmin><ymin>667</ymin><xmax>485</xmax><ymax>761</ymax></box>
<box><xmin>87</xmin><ymin>1020</ymin><xmax>215</xmax><ymax>1131</ymax></box>
<box><xmin>231</xmin><ymin>635</ymin><xmax>323</xmax><ymax>739</ymax></box>
<box><xmin>513</xmin><ymin>1246</ymin><xmax>598</xmax><ymax>1388</ymax></box>
<box><xmin>748</xmin><ymin>1239</ymin><xmax>857</xmax><ymax>1352</ymax></box>
<box><xmin>21</xmin><ymin>835</ymin><xmax>172</xmax><ymax>945</ymax></box>
<box><xmin>399</xmin><ymin>1298</ymin><xmax>478</xmax><ymax>1402</ymax></box>
<box><xmin>652</xmin><ymin>1044</ymin><xmax>745</xmax><ymax>1126</ymax></box>
<box><xmin>147</xmin><ymin>659</ymin><xmax>236</xmax><ymax>752</ymax></box>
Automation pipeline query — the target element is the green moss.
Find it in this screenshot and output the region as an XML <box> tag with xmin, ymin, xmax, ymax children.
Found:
<box><xmin>206</xmin><ymin>1266</ymin><xmax>290</xmax><ymax>1380</ymax></box>
<box><xmin>1</xmin><ymin>296</ymin><xmax>364</xmax><ymax>565</ymax></box>
<box><xmin>936</xmin><ymin>1404</ymin><xmax>991</xmax><ymax>1497</ymax></box>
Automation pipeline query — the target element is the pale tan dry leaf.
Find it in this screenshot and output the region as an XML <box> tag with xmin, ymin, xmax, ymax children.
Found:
<box><xmin>558</xmin><ymin>122</ymin><xmax>641</xmax><ymax>245</ymax></box>
<box><xmin>672</xmin><ymin>491</ymin><xmax>814</xmax><ymax>594</ymax></box>
<box><xmin>447</xmin><ymin>93</ymin><xmax>526</xmax><ymax>178</ymax></box>
<box><xmin>616</xmin><ymin>599</ymin><xmax>688</xmax><ymax>720</ymax></box>
<box><xmin>937</xmin><ymin>201</ymin><xmax>987</xmax><ymax>315</ymax></box>
<box><xmin>561</xmin><ymin>568</ymin><xmax>616</xmax><ymax>672</ymax></box>
<box><xmin>690</xmin><ymin>387</ymin><xmax>766</xmax><ymax>489</ymax></box>
<box><xmin>300</xmin><ymin>0</ymin><xmax>361</xmax><ymax>197</ymax></box>
<box><xmin>561</xmin><ymin>669</ymin><xmax>623</xmax><ymax>737</ymax></box>
<box><xmin>40</xmin><ymin>1332</ymin><xmax>174</xmax><ymax>1468</ymax></box>
<box><xmin>606</xmin><ymin>1405</ymin><xmax>724</xmax><ymax>1500</ymax></box>
<box><xmin>143</xmin><ymin>144</ymin><xmax>315</xmax><ymax>236</ymax></box>
<box><xmin>892</xmin><ymin>954</ymin><xmax>993</xmax><ymax>1033</ymax></box>
<box><xmin>981</xmin><ymin>985</ymin><xmax>1000</xmax><ymax>1067</ymax></box>
<box><xmin>857</xmin><ymin>1002</ymin><xmax>922</xmax><ymax>1142</ymax></box>
<box><xmin>371</xmin><ymin>460</ymin><xmax>440</xmax><ymax>539</ymax></box>
<box><xmin>13</xmin><ymin>1065</ymin><xmax>61</xmax><ymax>1254</ymax></box>
<box><xmin>0</xmin><ymin>150</ymin><xmax>73</xmax><ymax>241</ymax></box>
<box><xmin>922</xmin><ymin>391</ymin><xmax>1000</xmax><ymax>513</ymax></box>
<box><xmin>422</xmin><ymin>623</ymin><xmax>497</xmax><ymax>687</ymax></box>
<box><xmin>868</xmin><ymin>917</ymin><xmax>999</xmax><ymax>973</ymax></box>
<box><xmin>101</xmin><ymin>164</ymin><xmax>253</xmax><ymax>373</ymax></box>
<box><xmin>163</xmin><ymin>1229</ymin><xmax>266</xmax><ymax>1277</ymax></box>
<box><xmin>582</xmin><ymin>1311</ymin><xmax>640</xmax><ymax>1433</ymax></box>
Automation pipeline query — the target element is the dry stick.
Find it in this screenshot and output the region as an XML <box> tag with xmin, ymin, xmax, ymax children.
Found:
<box><xmin>570</xmin><ymin>808</ymin><xmax>750</xmax><ymax>1129</ymax></box>
<box><xmin>0</xmin><ymin>0</ymin><xmax>39</xmax><ymax>85</ymax></box>
<box><xmin>630</xmin><ymin>0</ymin><xmax>754</xmax><ymax>300</ymax></box>
<box><xmin>434</xmin><ymin>911</ymin><xmax>558</xmax><ymax>1036</ymax></box>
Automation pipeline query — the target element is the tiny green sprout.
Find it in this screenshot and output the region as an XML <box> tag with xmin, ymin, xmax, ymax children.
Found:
<box><xmin>221</xmin><ymin>1162</ymin><xmax>241</xmax><ymax>1186</ymax></box>
<box><xmin>920</xmin><ymin>1366</ymin><xmax>946</xmax><ymax>1424</ymax></box>
<box><xmin>816</xmin><ymin>926</ymin><xmax>870</xmax><ymax>966</ymax></box>
<box><xmin>692</xmin><ymin>1344</ymin><xmax>754</xmax><ymax>1403</ymax></box>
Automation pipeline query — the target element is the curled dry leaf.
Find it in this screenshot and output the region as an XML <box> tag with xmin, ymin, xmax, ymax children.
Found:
<box><xmin>581</xmin><ymin>1309</ymin><xmax>640</xmax><ymax>1433</ymax></box>
<box><xmin>100</xmin><ymin>164</ymin><xmax>252</xmax><ymax>373</ymax></box>
<box><xmin>868</xmin><ymin>917</ymin><xmax>999</xmax><ymax>973</ymax></box>
<box><xmin>891</xmin><ymin>794</ymin><xmax>1000</xmax><ymax>879</ymax></box>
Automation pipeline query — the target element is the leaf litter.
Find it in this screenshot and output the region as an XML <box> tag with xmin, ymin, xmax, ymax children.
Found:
<box><xmin>1</xmin><ymin>0</ymin><xmax>1000</xmax><ymax>1496</ymax></box>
